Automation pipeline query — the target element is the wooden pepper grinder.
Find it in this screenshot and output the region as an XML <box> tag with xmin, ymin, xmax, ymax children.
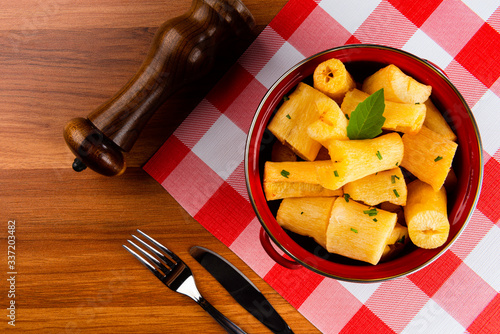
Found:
<box><xmin>64</xmin><ymin>0</ymin><xmax>255</xmax><ymax>176</ymax></box>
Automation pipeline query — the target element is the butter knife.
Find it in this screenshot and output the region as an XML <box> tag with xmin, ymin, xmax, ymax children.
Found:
<box><xmin>190</xmin><ymin>246</ymin><xmax>294</xmax><ymax>334</ymax></box>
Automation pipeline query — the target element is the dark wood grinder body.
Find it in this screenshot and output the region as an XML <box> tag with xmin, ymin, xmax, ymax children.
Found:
<box><xmin>63</xmin><ymin>0</ymin><xmax>256</xmax><ymax>176</ymax></box>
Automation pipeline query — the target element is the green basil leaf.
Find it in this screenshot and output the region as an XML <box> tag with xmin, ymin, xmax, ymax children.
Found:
<box><xmin>346</xmin><ymin>89</ymin><xmax>386</xmax><ymax>140</ymax></box>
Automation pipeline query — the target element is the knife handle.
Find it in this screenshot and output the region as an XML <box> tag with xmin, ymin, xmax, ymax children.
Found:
<box><xmin>63</xmin><ymin>0</ymin><xmax>255</xmax><ymax>176</ymax></box>
<box><xmin>197</xmin><ymin>296</ymin><xmax>248</xmax><ymax>334</ymax></box>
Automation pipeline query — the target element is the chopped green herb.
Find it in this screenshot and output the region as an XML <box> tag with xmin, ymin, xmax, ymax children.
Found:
<box><xmin>346</xmin><ymin>89</ymin><xmax>386</xmax><ymax>140</ymax></box>
<box><xmin>286</xmin><ymin>114</ymin><xmax>291</xmax><ymax>119</ymax></box>
<box><xmin>334</xmin><ymin>170</ymin><xmax>339</xmax><ymax>177</ymax></box>
<box><xmin>350</xmin><ymin>227</ymin><xmax>358</xmax><ymax>233</ymax></box>
<box><xmin>344</xmin><ymin>193</ymin><xmax>350</xmax><ymax>202</ymax></box>
<box><xmin>283</xmin><ymin>95</ymin><xmax>290</xmax><ymax>101</ymax></box>
<box><xmin>376</xmin><ymin>150</ymin><xmax>383</xmax><ymax>160</ymax></box>
<box><xmin>393</xmin><ymin>189</ymin><xmax>400</xmax><ymax>198</ymax></box>
<box><xmin>300</xmin><ymin>212</ymin><xmax>304</xmax><ymax>215</ymax></box>
<box><xmin>396</xmin><ymin>162</ymin><xmax>399</xmax><ymax>166</ymax></box>
<box><xmin>397</xmin><ymin>235</ymin><xmax>406</xmax><ymax>243</ymax></box>
<box><xmin>345</xmin><ymin>113</ymin><xmax>350</xmax><ymax>120</ymax></box>
<box><xmin>363</xmin><ymin>208</ymin><xmax>378</xmax><ymax>216</ymax></box>
<box><xmin>415</xmin><ymin>102</ymin><xmax>420</xmax><ymax>105</ymax></box>
<box><xmin>280</xmin><ymin>169</ymin><xmax>290</xmax><ymax>178</ymax></box>
<box><xmin>391</xmin><ymin>175</ymin><xmax>400</xmax><ymax>184</ymax></box>
<box><xmin>434</xmin><ymin>156</ymin><xmax>443</xmax><ymax>162</ymax></box>
<box><xmin>373</xmin><ymin>218</ymin><xmax>378</xmax><ymax>222</ymax></box>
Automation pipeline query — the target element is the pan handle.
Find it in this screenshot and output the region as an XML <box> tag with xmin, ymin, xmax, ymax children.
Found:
<box><xmin>259</xmin><ymin>227</ymin><xmax>302</xmax><ymax>270</ymax></box>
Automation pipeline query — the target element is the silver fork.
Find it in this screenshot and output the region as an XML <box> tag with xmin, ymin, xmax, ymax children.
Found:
<box><xmin>123</xmin><ymin>230</ymin><xmax>247</xmax><ymax>334</ymax></box>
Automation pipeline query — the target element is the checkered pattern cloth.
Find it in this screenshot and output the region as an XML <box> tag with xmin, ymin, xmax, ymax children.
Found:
<box><xmin>144</xmin><ymin>0</ymin><xmax>500</xmax><ymax>332</ymax></box>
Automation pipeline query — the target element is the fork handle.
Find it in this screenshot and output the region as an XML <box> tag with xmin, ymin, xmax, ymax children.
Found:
<box><xmin>197</xmin><ymin>297</ymin><xmax>247</xmax><ymax>334</ymax></box>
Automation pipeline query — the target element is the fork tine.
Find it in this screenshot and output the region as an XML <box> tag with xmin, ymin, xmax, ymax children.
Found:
<box><xmin>131</xmin><ymin>234</ymin><xmax>176</xmax><ymax>268</ymax></box>
<box><xmin>126</xmin><ymin>239</ymin><xmax>173</xmax><ymax>275</ymax></box>
<box><xmin>122</xmin><ymin>244</ymin><xmax>164</xmax><ymax>281</ymax></box>
<box><xmin>136</xmin><ymin>229</ymin><xmax>181</xmax><ymax>262</ymax></box>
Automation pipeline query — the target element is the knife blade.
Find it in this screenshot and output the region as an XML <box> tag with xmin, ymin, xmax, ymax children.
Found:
<box><xmin>189</xmin><ymin>246</ymin><xmax>294</xmax><ymax>334</ymax></box>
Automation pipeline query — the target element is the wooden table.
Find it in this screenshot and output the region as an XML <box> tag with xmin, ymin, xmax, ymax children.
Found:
<box><xmin>1</xmin><ymin>0</ymin><xmax>320</xmax><ymax>332</ymax></box>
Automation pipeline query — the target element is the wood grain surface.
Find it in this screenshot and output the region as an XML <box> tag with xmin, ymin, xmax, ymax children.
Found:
<box><xmin>0</xmin><ymin>0</ymin><xmax>321</xmax><ymax>333</ymax></box>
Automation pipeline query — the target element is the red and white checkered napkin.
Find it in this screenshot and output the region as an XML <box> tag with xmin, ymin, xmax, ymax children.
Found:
<box><xmin>145</xmin><ymin>0</ymin><xmax>500</xmax><ymax>332</ymax></box>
